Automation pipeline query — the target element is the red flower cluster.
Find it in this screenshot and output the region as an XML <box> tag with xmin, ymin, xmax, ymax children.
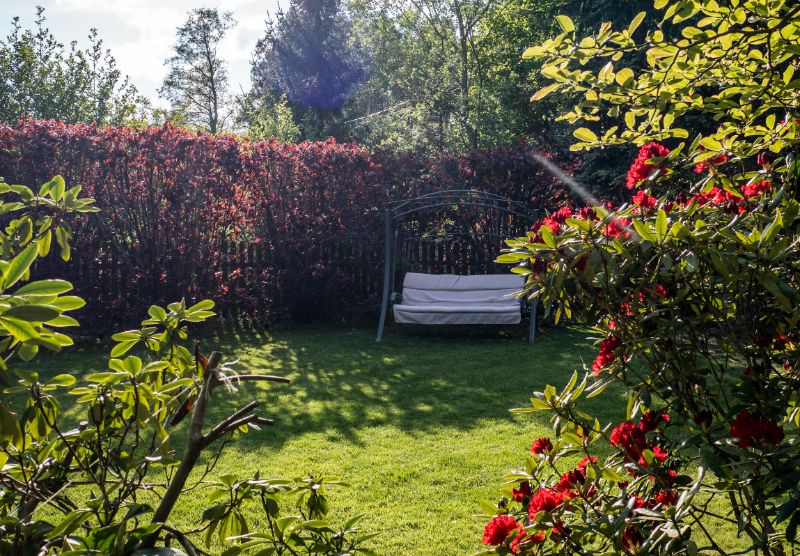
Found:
<box><xmin>528</xmin><ymin>488</ymin><xmax>567</xmax><ymax>518</ymax></box>
<box><xmin>639</xmin><ymin>411</ymin><xmax>670</xmax><ymax>433</ymax></box>
<box><xmin>688</xmin><ymin>180</ymin><xmax>773</xmax><ymax>215</ymax></box>
<box><xmin>531</xmin><ymin>206</ymin><xmax>574</xmax><ymax>239</ymax></box>
<box><xmin>654</xmin><ymin>489</ymin><xmax>679</xmax><ymax>506</ymax></box>
<box><xmin>625</xmin><ymin>142</ymin><xmax>670</xmax><ymax>189</ymax></box>
<box><xmin>555</xmin><ymin>469</ymin><xmax>585</xmax><ymax>493</ymax></box>
<box><xmin>605</xmin><ymin>217</ymin><xmax>632</xmax><ymax>239</ymax></box>
<box><xmin>482</xmin><ymin>515</ymin><xmax>524</xmax><ymax>548</ymax></box>
<box><xmin>555</xmin><ymin>458</ymin><xmax>598</xmax><ymax>498</ymax></box>
<box><xmin>693</xmin><ymin>152</ymin><xmax>728</xmax><ymax>173</ymax></box>
<box><xmin>609</xmin><ymin>415</ymin><xmax>670</xmax><ymax>467</ymax></box>
<box><xmin>730</xmin><ymin>410</ymin><xmax>784</xmax><ymax>449</ymax></box>
<box><xmin>741</xmin><ymin>179</ymin><xmax>772</xmax><ymax>198</ymax></box>
<box><xmin>631</xmin><ymin>190</ymin><xmax>657</xmax><ymax>213</ymax></box>
<box><xmin>512</xmin><ymin>481</ymin><xmax>533</xmax><ymax>502</ymax></box>
<box><xmin>688</xmin><ymin>187</ymin><xmax>744</xmax><ymax>214</ymax></box>
<box><xmin>592</xmin><ymin>336</ymin><xmax>622</xmax><ymax>375</ymax></box>
<box><xmin>531</xmin><ymin>437</ymin><xmax>554</xmax><ymax>454</ymax></box>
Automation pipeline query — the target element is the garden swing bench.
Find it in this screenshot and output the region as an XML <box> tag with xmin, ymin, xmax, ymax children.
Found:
<box><xmin>375</xmin><ymin>189</ymin><xmax>539</xmax><ymax>343</ymax></box>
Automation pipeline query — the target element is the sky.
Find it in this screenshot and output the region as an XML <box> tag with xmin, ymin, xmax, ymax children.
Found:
<box><xmin>1</xmin><ymin>0</ymin><xmax>283</xmax><ymax>107</ymax></box>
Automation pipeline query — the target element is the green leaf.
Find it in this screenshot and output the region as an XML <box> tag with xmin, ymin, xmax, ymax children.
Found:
<box><xmin>655</xmin><ymin>210</ymin><xmax>668</xmax><ymax>238</ymax></box>
<box><xmin>628</xmin><ymin>11</ymin><xmax>646</xmax><ymax>35</ymax></box>
<box><xmin>531</xmin><ymin>82</ymin><xmax>560</xmax><ymax>101</ymax></box>
<box><xmin>111</xmin><ymin>340</ymin><xmax>138</xmax><ymax>358</ymax></box>
<box><xmin>148</xmin><ymin>305</ymin><xmax>167</xmax><ymax>321</ymax></box>
<box><xmin>16</xmin><ymin>279</ymin><xmax>72</xmax><ymax>295</ymax></box>
<box><xmin>573</xmin><ymin>127</ymin><xmax>598</xmax><ymax>142</ymax></box>
<box><xmin>3</xmin><ymin>304</ymin><xmax>60</xmax><ymax>322</ymax></box>
<box><xmin>4</xmin><ymin>244</ymin><xmax>38</xmax><ymax>289</ymax></box>
<box><xmin>188</xmin><ymin>300</ymin><xmax>215</xmax><ymax>313</ymax></box>
<box><xmin>615</xmin><ymin>68</ymin><xmax>634</xmax><ymax>86</ymax></box>
<box><xmin>633</xmin><ymin>220</ymin><xmax>655</xmax><ymax>242</ymax></box>
<box><xmin>0</xmin><ymin>316</ymin><xmax>38</xmax><ymax>341</ymax></box>
<box><xmin>49</xmin><ymin>296</ymin><xmax>86</xmax><ymax>311</ymax></box>
<box><xmin>48</xmin><ymin>175</ymin><xmax>65</xmax><ymax>201</ymax></box>
<box><xmin>46</xmin><ymin>374</ymin><xmax>76</xmax><ymax>387</ymax></box>
<box><xmin>522</xmin><ymin>46</ymin><xmax>547</xmax><ymax>59</ymax></box>
<box><xmin>555</xmin><ymin>15</ymin><xmax>575</xmax><ymax>33</ymax></box>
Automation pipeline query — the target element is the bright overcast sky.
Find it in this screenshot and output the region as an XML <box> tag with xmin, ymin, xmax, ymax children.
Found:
<box><xmin>1</xmin><ymin>0</ymin><xmax>283</xmax><ymax>107</ymax></box>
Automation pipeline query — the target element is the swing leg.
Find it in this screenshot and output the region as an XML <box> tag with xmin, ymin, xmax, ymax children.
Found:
<box><xmin>528</xmin><ymin>300</ymin><xmax>537</xmax><ymax>344</ymax></box>
<box><xmin>376</xmin><ymin>209</ymin><xmax>393</xmax><ymax>342</ymax></box>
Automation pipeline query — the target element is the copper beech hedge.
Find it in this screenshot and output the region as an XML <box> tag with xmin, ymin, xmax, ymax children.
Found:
<box><xmin>0</xmin><ymin>119</ymin><xmax>574</xmax><ymax>327</ymax></box>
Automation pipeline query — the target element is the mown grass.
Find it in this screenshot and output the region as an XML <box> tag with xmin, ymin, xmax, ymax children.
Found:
<box><xmin>19</xmin><ymin>324</ymin><xmax>747</xmax><ymax>554</ymax></box>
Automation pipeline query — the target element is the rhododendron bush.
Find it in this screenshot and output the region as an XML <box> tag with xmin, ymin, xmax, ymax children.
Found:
<box><xmin>0</xmin><ymin>177</ymin><xmax>376</xmax><ymax>555</ymax></box>
<box><xmin>482</xmin><ymin>1</ymin><xmax>800</xmax><ymax>554</ymax></box>
<box><xmin>0</xmin><ymin>120</ymin><xmax>571</xmax><ymax>326</ymax></box>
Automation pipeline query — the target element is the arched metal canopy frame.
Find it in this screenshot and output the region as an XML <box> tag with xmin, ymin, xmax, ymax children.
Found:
<box><xmin>375</xmin><ymin>189</ymin><xmax>539</xmax><ymax>342</ymax></box>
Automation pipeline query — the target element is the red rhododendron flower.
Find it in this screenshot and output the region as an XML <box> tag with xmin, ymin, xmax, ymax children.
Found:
<box><xmin>610</xmin><ymin>421</ymin><xmax>648</xmax><ymax>463</ymax></box>
<box><xmin>730</xmin><ymin>410</ymin><xmax>784</xmax><ymax>448</ymax></box>
<box><xmin>577</xmin><ymin>456</ymin><xmax>597</xmax><ymax>470</ymax></box>
<box><xmin>482</xmin><ymin>515</ymin><xmax>524</xmax><ymax>548</ymax></box>
<box><xmin>694</xmin><ymin>152</ymin><xmax>728</xmax><ymax>173</ymax></box>
<box><xmin>531</xmin><ymin>437</ymin><xmax>554</xmax><ymax>455</ymax></box>
<box><xmin>655</xmin><ymin>490</ymin><xmax>679</xmax><ymax>506</ymax></box>
<box><xmin>688</xmin><ymin>187</ymin><xmax>744</xmax><ymax>214</ymax></box>
<box><xmin>532</xmin><ymin>206</ymin><xmax>574</xmax><ymax>237</ymax></box>
<box><xmin>512</xmin><ymin>481</ymin><xmax>533</xmax><ymax>502</ymax></box>
<box><xmin>639</xmin><ymin>411</ymin><xmax>670</xmax><ymax>433</ymax></box>
<box><xmin>555</xmin><ymin>469</ymin><xmax>585</xmax><ymax>494</ymax></box>
<box><xmin>605</xmin><ymin>217</ymin><xmax>632</xmax><ymax>239</ymax></box>
<box><xmin>741</xmin><ymin>180</ymin><xmax>772</xmax><ymax>198</ymax></box>
<box><xmin>622</xmin><ymin>526</ymin><xmax>644</xmax><ymax>551</ymax></box>
<box><xmin>626</xmin><ymin>142</ymin><xmax>670</xmax><ymax>189</ymax></box>
<box><xmin>649</xmin><ymin>445</ymin><xmax>668</xmax><ymax>464</ymax></box>
<box><xmin>528</xmin><ymin>488</ymin><xmax>566</xmax><ymax>518</ymax></box>
<box><xmin>592</xmin><ymin>336</ymin><xmax>622</xmax><ymax>374</ymax></box>
<box><xmin>577</xmin><ymin>206</ymin><xmax>598</xmax><ymax>220</ymax></box>
<box><xmin>632</xmin><ymin>190</ymin><xmax>657</xmax><ymax>213</ymax></box>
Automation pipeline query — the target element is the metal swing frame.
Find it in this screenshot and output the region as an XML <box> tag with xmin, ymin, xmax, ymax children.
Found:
<box><xmin>375</xmin><ymin>189</ymin><xmax>539</xmax><ymax>342</ymax></box>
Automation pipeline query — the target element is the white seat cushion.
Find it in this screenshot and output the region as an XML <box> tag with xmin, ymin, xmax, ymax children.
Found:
<box><xmin>393</xmin><ymin>273</ymin><xmax>524</xmax><ymax>325</ymax></box>
<box><xmin>393</xmin><ymin>304</ymin><xmax>521</xmax><ymax>325</ymax></box>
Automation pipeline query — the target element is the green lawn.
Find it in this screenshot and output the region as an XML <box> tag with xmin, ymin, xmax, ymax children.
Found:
<box><xmin>20</xmin><ymin>324</ymin><xmax>745</xmax><ymax>554</ymax></box>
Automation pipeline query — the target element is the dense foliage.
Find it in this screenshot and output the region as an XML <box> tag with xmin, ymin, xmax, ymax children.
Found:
<box><xmin>0</xmin><ymin>7</ymin><xmax>148</xmax><ymax>127</ymax></box>
<box><xmin>481</xmin><ymin>0</ymin><xmax>800</xmax><ymax>554</ymax></box>
<box><xmin>0</xmin><ymin>119</ymin><xmax>574</xmax><ymax>327</ymax></box>
<box><xmin>244</xmin><ymin>0</ymin><xmax>661</xmax><ymax>197</ymax></box>
<box><xmin>0</xmin><ymin>175</ymin><xmax>377</xmax><ymax>555</ymax></box>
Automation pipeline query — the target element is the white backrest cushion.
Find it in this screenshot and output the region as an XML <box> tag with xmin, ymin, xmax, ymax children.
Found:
<box><xmin>401</xmin><ymin>273</ymin><xmax>524</xmax><ymax>306</ymax></box>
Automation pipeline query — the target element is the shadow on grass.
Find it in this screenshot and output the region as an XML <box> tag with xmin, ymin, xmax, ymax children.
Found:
<box><xmin>17</xmin><ymin>323</ymin><xmax>626</xmax><ymax>461</ymax></box>
<box><xmin>195</xmin><ymin>324</ymin><xmax>625</xmax><ymax>452</ymax></box>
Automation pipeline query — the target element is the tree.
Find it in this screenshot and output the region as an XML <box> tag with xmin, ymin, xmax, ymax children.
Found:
<box><xmin>0</xmin><ymin>6</ymin><xmax>148</xmax><ymax>126</ymax></box>
<box><xmin>481</xmin><ymin>0</ymin><xmax>800</xmax><ymax>554</ymax></box>
<box><xmin>343</xmin><ymin>0</ymin><xmax>496</xmax><ymax>151</ymax></box>
<box><xmin>160</xmin><ymin>8</ymin><xmax>235</xmax><ymax>134</ymax></box>
<box><xmin>252</xmin><ymin>0</ymin><xmax>369</xmax><ymax>116</ymax></box>
<box><xmin>235</xmin><ymin>90</ymin><xmax>302</xmax><ymax>142</ymax></box>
